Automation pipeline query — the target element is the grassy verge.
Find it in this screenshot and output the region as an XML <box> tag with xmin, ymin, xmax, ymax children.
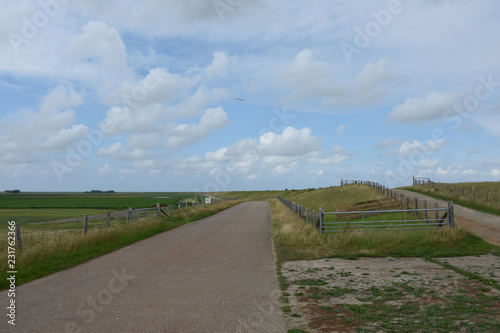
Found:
<box><xmin>405</xmin><ymin>183</ymin><xmax>500</xmax><ymax>216</ymax></box>
<box><xmin>270</xmin><ymin>198</ymin><xmax>496</xmax><ymax>262</ymax></box>
<box><xmin>0</xmin><ymin>201</ymin><xmax>241</xmax><ymax>290</ymax></box>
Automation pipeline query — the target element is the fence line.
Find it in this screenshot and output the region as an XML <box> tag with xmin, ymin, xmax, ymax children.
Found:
<box><xmin>12</xmin><ymin>197</ymin><xmax>238</xmax><ymax>250</ymax></box>
<box><xmin>412</xmin><ymin>177</ymin><xmax>495</xmax><ymax>203</ymax></box>
<box><xmin>278</xmin><ymin>181</ymin><xmax>455</xmax><ymax>234</ymax></box>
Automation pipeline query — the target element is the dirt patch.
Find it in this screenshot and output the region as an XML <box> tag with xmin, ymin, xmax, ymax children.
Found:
<box><xmin>282</xmin><ymin>256</ymin><xmax>500</xmax><ymax>332</ymax></box>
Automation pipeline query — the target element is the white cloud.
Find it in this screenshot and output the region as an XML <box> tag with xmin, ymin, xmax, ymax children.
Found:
<box><xmin>67</xmin><ymin>21</ymin><xmax>127</xmax><ymax>70</ymax></box>
<box><xmin>397</xmin><ymin>139</ymin><xmax>446</xmax><ymax>157</ymax></box>
<box><xmin>205</xmin><ymin>51</ymin><xmax>229</xmax><ymax>80</ymax></box>
<box><xmin>258</xmin><ymin>127</ymin><xmax>321</xmax><ymax>156</ymax></box>
<box><xmin>336</xmin><ymin>125</ymin><xmax>347</xmax><ymax>135</ymax></box>
<box><xmin>97</xmin><ymin>142</ymin><xmax>147</xmax><ymax>160</ymax></box>
<box><xmin>386</xmin><ymin>91</ymin><xmax>457</xmax><ymax>123</ymax></box>
<box><xmin>310</xmin><ymin>170</ymin><xmax>324</xmax><ymax>177</ymax></box>
<box><xmin>492</xmin><ymin>169</ymin><xmax>500</xmax><ymax>178</ymax></box>
<box><xmin>375</xmin><ymin>138</ymin><xmax>401</xmax><ymax>149</ymax></box>
<box><xmin>165</xmin><ymin>107</ymin><xmax>229</xmax><ymax>150</ymax></box>
<box><xmin>462</xmin><ymin>168</ymin><xmax>477</xmax><ymax>176</ymax></box>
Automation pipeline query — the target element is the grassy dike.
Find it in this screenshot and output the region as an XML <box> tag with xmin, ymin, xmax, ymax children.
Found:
<box><xmin>0</xmin><ymin>201</ymin><xmax>241</xmax><ymax>290</ymax></box>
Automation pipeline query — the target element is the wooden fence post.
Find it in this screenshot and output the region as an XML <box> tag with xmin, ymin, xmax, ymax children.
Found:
<box><xmin>473</xmin><ymin>187</ymin><xmax>476</xmax><ymax>200</ymax></box>
<box><xmin>107</xmin><ymin>212</ymin><xmax>111</xmax><ymax>229</ymax></box>
<box><xmin>319</xmin><ymin>208</ymin><xmax>324</xmax><ymax>234</ymax></box>
<box><xmin>486</xmin><ymin>189</ymin><xmax>489</xmax><ymax>202</ymax></box>
<box><xmin>424</xmin><ymin>200</ymin><xmax>428</xmax><ymax>223</ymax></box>
<box><xmin>448</xmin><ymin>201</ymin><xmax>455</xmax><ymax>227</ymax></box>
<box><xmin>84</xmin><ymin>214</ymin><xmax>88</xmax><ymax>234</ymax></box>
<box><xmin>406</xmin><ymin>196</ymin><xmax>410</xmax><ymax>210</ymax></box>
<box><xmin>15</xmin><ymin>222</ymin><xmax>22</xmax><ymax>251</ymax></box>
<box><xmin>414</xmin><ymin>198</ymin><xmax>418</xmax><ymax>217</ymax></box>
<box><xmin>306</xmin><ymin>208</ymin><xmax>309</xmax><ymax>224</ymax></box>
<box><xmin>157</xmin><ymin>203</ymin><xmax>161</xmax><ymax>218</ymax></box>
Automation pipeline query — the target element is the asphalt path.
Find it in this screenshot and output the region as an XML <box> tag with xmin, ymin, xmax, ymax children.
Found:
<box><xmin>1</xmin><ymin>202</ymin><xmax>285</xmax><ymax>332</ymax></box>
<box><xmin>395</xmin><ymin>189</ymin><xmax>500</xmax><ymax>246</ymax></box>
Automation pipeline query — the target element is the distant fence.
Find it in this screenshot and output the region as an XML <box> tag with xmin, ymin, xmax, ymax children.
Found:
<box><xmin>278</xmin><ymin>181</ymin><xmax>455</xmax><ymax>234</ymax></box>
<box><xmin>413</xmin><ymin>178</ymin><xmax>494</xmax><ymax>203</ymax></box>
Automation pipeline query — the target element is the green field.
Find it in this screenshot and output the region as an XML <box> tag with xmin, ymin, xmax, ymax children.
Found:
<box><xmin>0</xmin><ymin>192</ymin><xmax>205</xmax><ymax>225</ymax></box>
<box><xmin>0</xmin><ymin>192</ymin><xmax>202</xmax><ymax>209</ymax></box>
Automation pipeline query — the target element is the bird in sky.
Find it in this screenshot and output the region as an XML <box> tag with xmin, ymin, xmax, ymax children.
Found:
<box><xmin>235</xmin><ymin>98</ymin><xmax>245</xmax><ymax>101</ymax></box>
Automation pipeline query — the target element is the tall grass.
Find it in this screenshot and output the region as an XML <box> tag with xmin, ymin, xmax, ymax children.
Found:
<box><xmin>0</xmin><ymin>201</ymin><xmax>241</xmax><ymax>290</ymax></box>
<box><xmin>408</xmin><ymin>181</ymin><xmax>500</xmax><ymax>215</ymax></box>
<box><xmin>270</xmin><ymin>199</ymin><xmax>496</xmax><ymax>262</ymax></box>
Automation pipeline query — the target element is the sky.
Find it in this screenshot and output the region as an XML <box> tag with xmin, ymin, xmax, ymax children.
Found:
<box><xmin>0</xmin><ymin>0</ymin><xmax>499</xmax><ymax>192</ymax></box>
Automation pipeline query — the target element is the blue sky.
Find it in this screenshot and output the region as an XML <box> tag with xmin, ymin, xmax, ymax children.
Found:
<box><xmin>1</xmin><ymin>0</ymin><xmax>499</xmax><ymax>192</ymax></box>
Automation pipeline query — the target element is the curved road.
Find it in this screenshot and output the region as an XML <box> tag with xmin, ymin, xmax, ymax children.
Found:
<box><xmin>395</xmin><ymin>189</ymin><xmax>500</xmax><ymax>246</ymax></box>
<box><xmin>1</xmin><ymin>202</ymin><xmax>285</xmax><ymax>332</ymax></box>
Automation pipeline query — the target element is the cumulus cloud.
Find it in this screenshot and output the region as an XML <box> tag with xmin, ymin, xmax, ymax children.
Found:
<box><xmin>258</xmin><ymin>127</ymin><xmax>321</xmax><ymax>156</ymax></box>
<box><xmin>386</xmin><ymin>91</ymin><xmax>457</xmax><ymax>123</ymax></box>
<box><xmin>165</xmin><ymin>107</ymin><xmax>229</xmax><ymax>150</ymax></box>
<box><xmin>396</xmin><ymin>139</ymin><xmax>446</xmax><ymax>157</ymax></box>
<box><xmin>0</xmin><ymin>85</ymin><xmax>87</xmax><ymax>163</ymax></box>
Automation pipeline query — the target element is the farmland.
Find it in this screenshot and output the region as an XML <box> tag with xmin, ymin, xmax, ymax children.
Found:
<box><xmin>0</xmin><ymin>192</ymin><xmax>204</xmax><ymax>225</ymax></box>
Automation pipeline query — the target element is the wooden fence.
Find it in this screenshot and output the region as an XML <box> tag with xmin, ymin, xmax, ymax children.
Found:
<box><xmin>412</xmin><ymin>178</ymin><xmax>495</xmax><ymax>203</ymax></box>
<box><xmin>12</xmin><ymin>198</ymin><xmax>235</xmax><ymax>251</ymax></box>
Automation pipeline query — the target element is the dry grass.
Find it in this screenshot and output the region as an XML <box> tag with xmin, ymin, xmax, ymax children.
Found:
<box><xmin>270</xmin><ymin>198</ymin><xmax>494</xmax><ymax>262</ymax></box>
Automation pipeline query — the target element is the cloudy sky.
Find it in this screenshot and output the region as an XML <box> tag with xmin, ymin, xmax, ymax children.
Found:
<box><xmin>1</xmin><ymin>0</ymin><xmax>499</xmax><ymax>192</ymax></box>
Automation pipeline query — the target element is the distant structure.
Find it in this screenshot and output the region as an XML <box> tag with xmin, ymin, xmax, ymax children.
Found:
<box><xmin>4</xmin><ymin>189</ymin><xmax>20</xmax><ymax>193</ymax></box>
<box><xmin>85</xmin><ymin>190</ymin><xmax>115</xmax><ymax>193</ymax></box>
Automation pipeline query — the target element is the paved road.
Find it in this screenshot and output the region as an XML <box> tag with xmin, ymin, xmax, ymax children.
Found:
<box><xmin>1</xmin><ymin>202</ymin><xmax>285</xmax><ymax>332</ymax></box>
<box><xmin>395</xmin><ymin>189</ymin><xmax>500</xmax><ymax>246</ymax></box>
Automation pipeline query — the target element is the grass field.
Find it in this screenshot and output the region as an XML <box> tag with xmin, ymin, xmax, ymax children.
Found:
<box><xmin>0</xmin><ymin>192</ymin><xmax>205</xmax><ymax>226</ymax></box>
<box><xmin>406</xmin><ymin>181</ymin><xmax>500</xmax><ymax>216</ymax></box>
<box><xmin>0</xmin><ymin>192</ymin><xmax>202</xmax><ymax>209</ymax></box>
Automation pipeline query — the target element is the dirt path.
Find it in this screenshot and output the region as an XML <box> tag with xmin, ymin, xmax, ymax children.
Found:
<box><xmin>395</xmin><ymin>189</ymin><xmax>500</xmax><ymax>246</ymax></box>
<box><xmin>0</xmin><ymin>202</ymin><xmax>285</xmax><ymax>332</ymax></box>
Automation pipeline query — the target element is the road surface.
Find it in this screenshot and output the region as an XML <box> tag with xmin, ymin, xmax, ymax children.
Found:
<box><xmin>395</xmin><ymin>189</ymin><xmax>500</xmax><ymax>246</ymax></box>
<box><xmin>1</xmin><ymin>202</ymin><xmax>285</xmax><ymax>332</ymax></box>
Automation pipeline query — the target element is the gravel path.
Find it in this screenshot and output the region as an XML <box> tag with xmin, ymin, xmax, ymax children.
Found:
<box><xmin>1</xmin><ymin>202</ymin><xmax>285</xmax><ymax>333</ymax></box>
<box><xmin>395</xmin><ymin>189</ymin><xmax>500</xmax><ymax>246</ymax></box>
